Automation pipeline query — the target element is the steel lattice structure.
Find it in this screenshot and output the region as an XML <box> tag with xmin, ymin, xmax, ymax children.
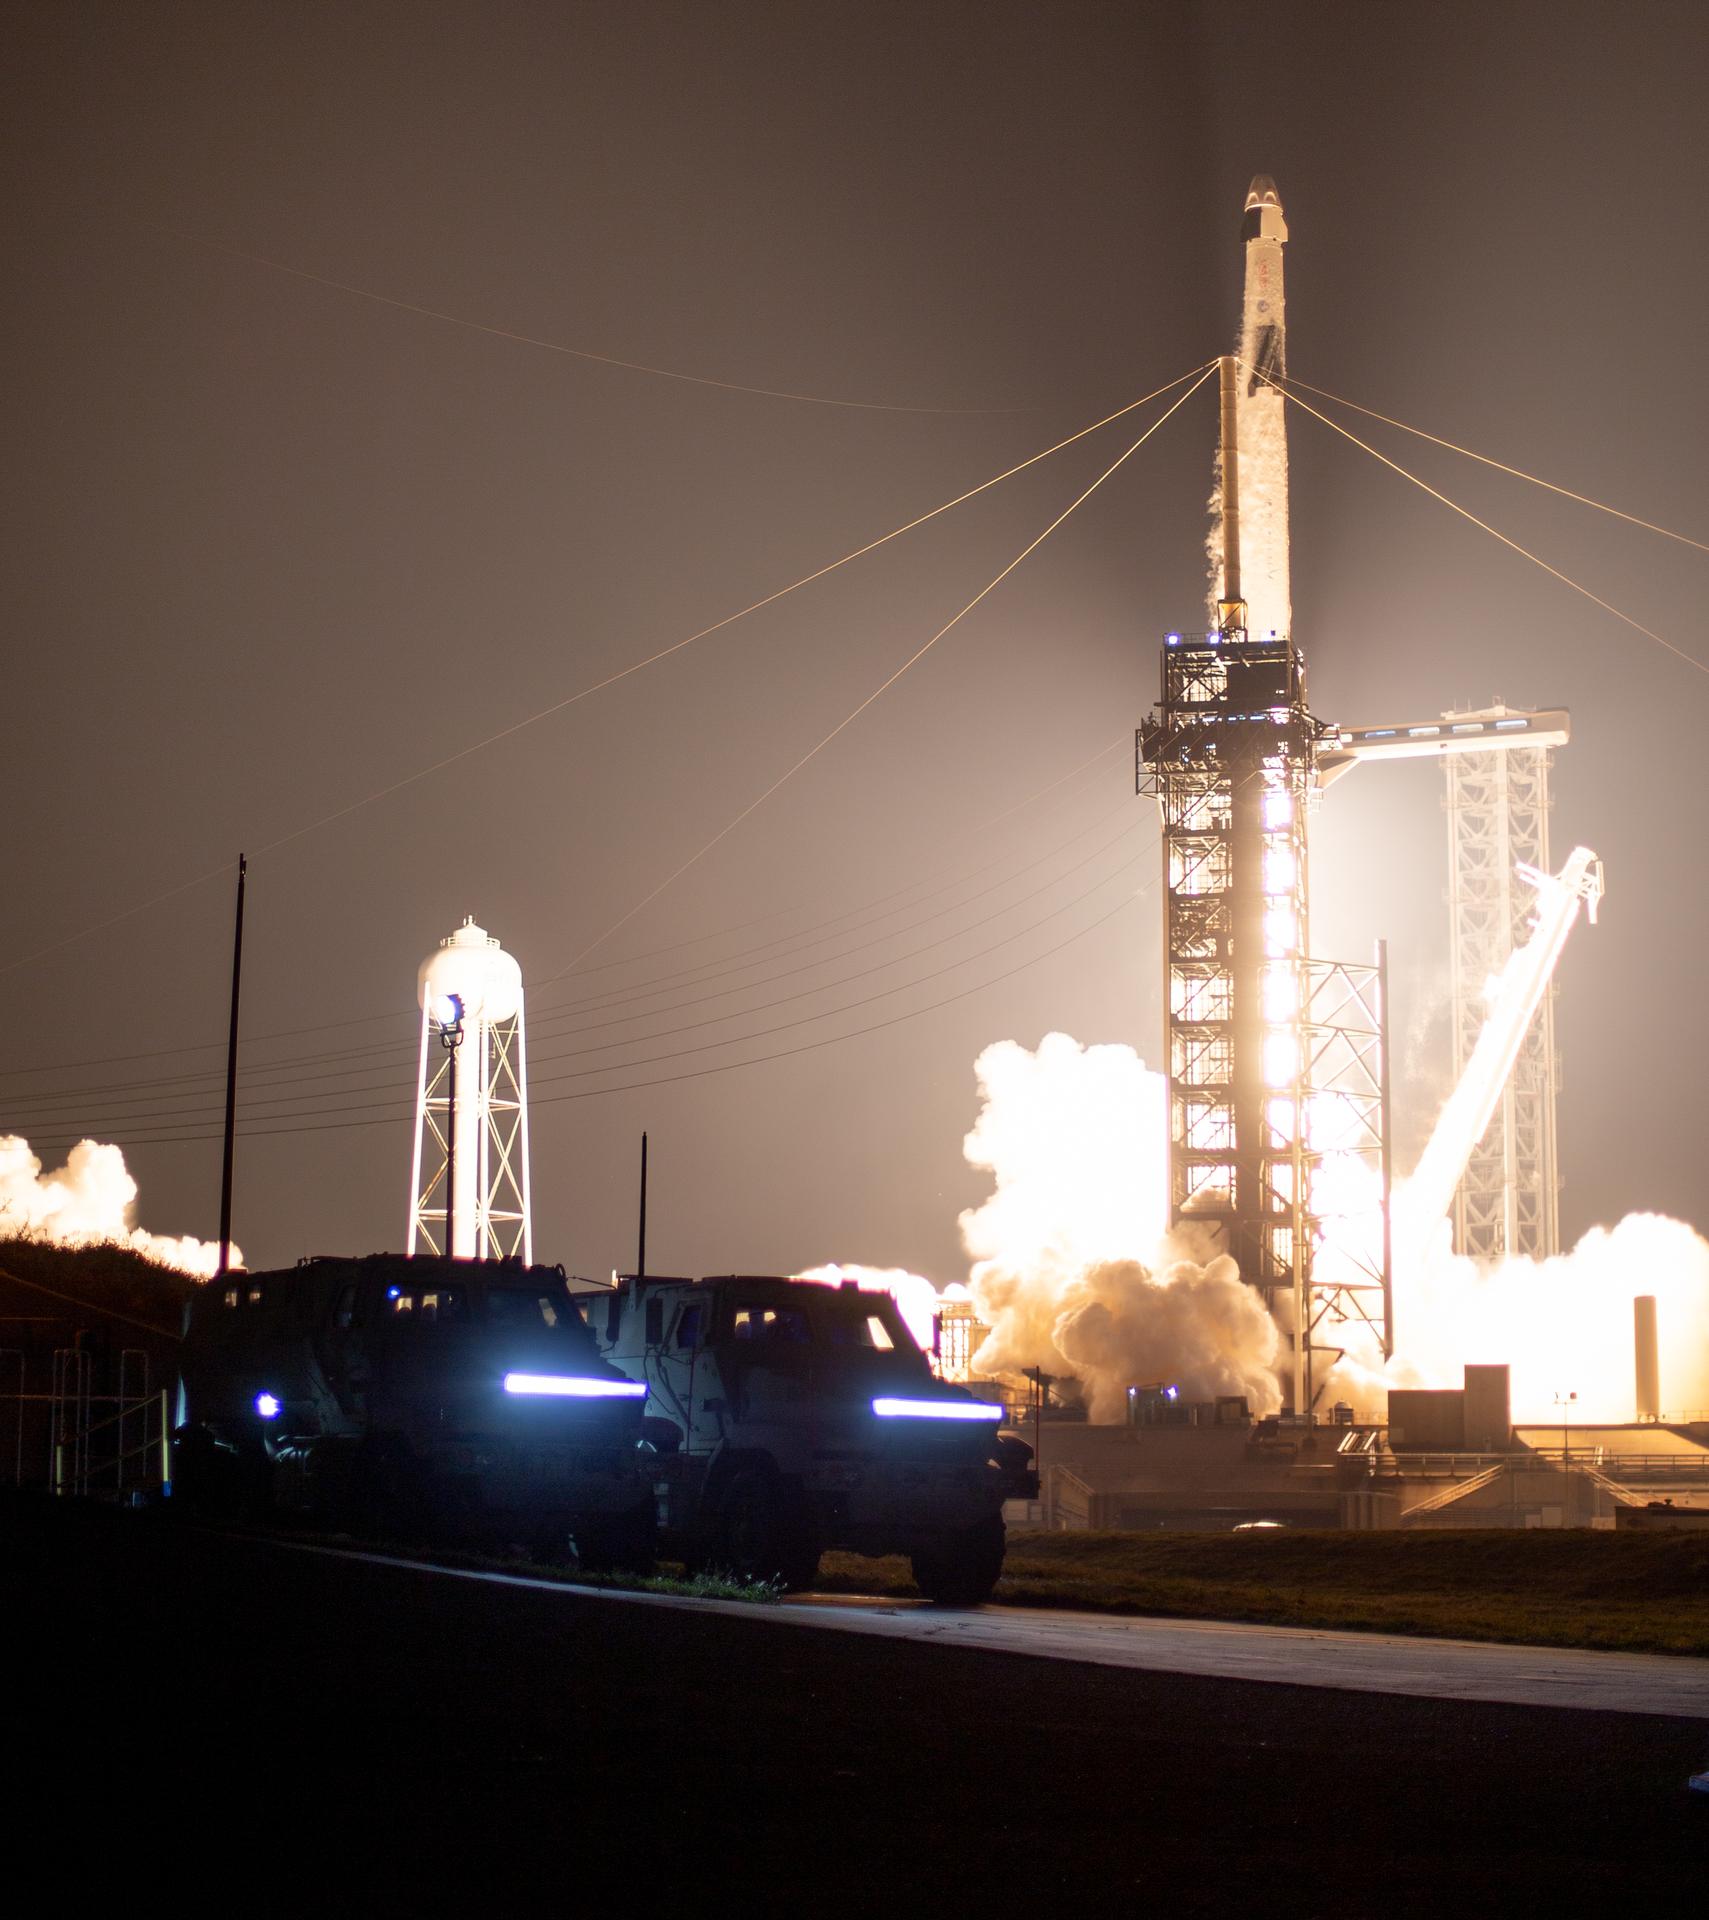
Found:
<box><xmin>1139</xmin><ymin>624</ymin><xmax>1391</xmax><ymax>1412</ymax></box>
<box><xmin>1442</xmin><ymin>706</ymin><xmax>1561</xmax><ymax>1260</ymax></box>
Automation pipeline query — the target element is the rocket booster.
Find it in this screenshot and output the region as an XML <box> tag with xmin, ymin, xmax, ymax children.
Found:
<box><xmin>1210</xmin><ymin>174</ymin><xmax>1292</xmax><ymax>640</ymax></box>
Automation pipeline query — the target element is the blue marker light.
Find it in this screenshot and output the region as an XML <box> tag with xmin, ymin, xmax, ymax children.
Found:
<box><xmin>503</xmin><ymin>1372</ymin><xmax>647</xmax><ymax>1399</ymax></box>
<box><xmin>255</xmin><ymin>1393</ymin><xmax>281</xmax><ymax>1419</ymax></box>
<box><xmin>872</xmin><ymin>1397</ymin><xmax>1004</xmax><ymax>1422</ymax></box>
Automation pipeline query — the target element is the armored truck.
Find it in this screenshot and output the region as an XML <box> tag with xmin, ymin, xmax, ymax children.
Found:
<box><xmin>589</xmin><ymin>1273</ymin><xmax>1035</xmax><ymax>1602</ymax></box>
<box><xmin>175</xmin><ymin>1253</ymin><xmax>656</xmax><ymax>1565</ymax></box>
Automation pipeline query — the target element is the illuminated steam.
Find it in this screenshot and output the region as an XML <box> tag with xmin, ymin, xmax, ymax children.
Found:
<box><xmin>809</xmin><ymin>1028</ymin><xmax>1709</xmax><ymax>1430</ymax></box>
<box><xmin>957</xmin><ymin>1034</ymin><xmax>1283</xmax><ymax>1417</ymax></box>
<box><xmin>0</xmin><ymin>1133</ymin><xmax>235</xmax><ymax>1277</ymax></box>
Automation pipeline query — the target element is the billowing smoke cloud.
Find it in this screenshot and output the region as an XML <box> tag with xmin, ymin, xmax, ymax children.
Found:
<box><xmin>808</xmin><ymin>1028</ymin><xmax>1709</xmax><ymax>1429</ymax></box>
<box><xmin>0</xmin><ymin>1134</ymin><xmax>235</xmax><ymax>1277</ymax></box>
<box><xmin>1327</xmin><ymin>1208</ymin><xmax>1709</xmax><ymax>1425</ymax></box>
<box><xmin>958</xmin><ymin>1033</ymin><xmax>1284</xmax><ymax>1417</ymax></box>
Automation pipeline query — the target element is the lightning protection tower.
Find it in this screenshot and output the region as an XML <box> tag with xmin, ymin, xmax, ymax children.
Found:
<box><xmin>408</xmin><ymin>917</ymin><xmax>533</xmax><ymax>1261</ymax></box>
<box><xmin>1442</xmin><ymin>705</ymin><xmax>1565</xmax><ymax>1260</ymax></box>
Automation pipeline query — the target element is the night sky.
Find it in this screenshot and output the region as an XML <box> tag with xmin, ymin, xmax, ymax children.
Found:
<box><xmin>4</xmin><ymin>1</ymin><xmax>1705</xmax><ymax>1283</ymax></box>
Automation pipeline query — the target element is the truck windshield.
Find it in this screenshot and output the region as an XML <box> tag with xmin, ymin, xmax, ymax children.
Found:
<box><xmin>817</xmin><ymin>1292</ymin><xmax>919</xmax><ymax>1355</ymax></box>
<box><xmin>485</xmin><ymin>1289</ymin><xmax>568</xmax><ymax>1331</ymax></box>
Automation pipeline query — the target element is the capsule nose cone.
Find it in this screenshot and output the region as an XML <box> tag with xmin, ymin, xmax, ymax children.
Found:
<box><xmin>1245</xmin><ymin>174</ymin><xmax>1282</xmax><ymax>213</ymax></box>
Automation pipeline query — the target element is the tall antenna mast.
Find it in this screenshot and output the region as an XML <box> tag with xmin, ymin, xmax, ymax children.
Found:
<box><xmin>216</xmin><ymin>853</ymin><xmax>246</xmax><ymax>1278</ymax></box>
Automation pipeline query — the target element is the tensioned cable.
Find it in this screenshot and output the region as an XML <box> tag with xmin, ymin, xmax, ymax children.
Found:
<box><xmin>78</xmin><ymin>847</ymin><xmax>1153</xmax><ymax>1146</ymax></box>
<box><xmin>8</xmin><ymin>808</ymin><xmax>1144</xmax><ymax>1134</ymax></box>
<box><xmin>14</xmin><ymin>810</ymin><xmax>1145</xmax><ymax>1136</ymax></box>
<box><xmin>0</xmin><ymin>732</ymin><xmax>1129</xmax><ymax>1092</ymax></box>
<box><xmin>160</xmin><ymin>226</ymin><xmax>1025</xmax><ymax>415</ymax></box>
<box><xmin>0</xmin><ymin>365</ymin><xmax>1210</xmax><ymax>982</ymax></box>
<box><xmin>1275</xmin><ymin>371</ymin><xmax>1709</xmax><ymax>556</ymax></box>
<box><xmin>1253</xmin><ymin>366</ymin><xmax>1709</xmax><ymax>678</ymax></box>
<box><xmin>0</xmin><ymin>1263</ymin><xmax>181</xmax><ymax>1341</ymax></box>
<box><xmin>544</xmin><ymin>365</ymin><xmax>1216</xmax><ymax>983</ymax></box>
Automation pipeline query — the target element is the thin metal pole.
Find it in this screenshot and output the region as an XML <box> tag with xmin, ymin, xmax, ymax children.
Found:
<box><xmin>445</xmin><ymin>1047</ymin><xmax>458</xmax><ymax>1260</ymax></box>
<box><xmin>1217</xmin><ymin>355</ymin><xmax>1242</xmax><ymax>611</ymax></box>
<box><xmin>1376</xmin><ymin>938</ymin><xmax>1394</xmax><ymax>1361</ymax></box>
<box><xmin>637</xmin><ymin>1132</ymin><xmax>648</xmax><ymax>1280</ymax></box>
<box><xmin>217</xmin><ymin>854</ymin><xmax>246</xmax><ymax>1278</ymax></box>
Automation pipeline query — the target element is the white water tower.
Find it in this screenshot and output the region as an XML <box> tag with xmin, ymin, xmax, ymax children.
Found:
<box><xmin>407</xmin><ymin>917</ymin><xmax>532</xmax><ymax>1261</ymax></box>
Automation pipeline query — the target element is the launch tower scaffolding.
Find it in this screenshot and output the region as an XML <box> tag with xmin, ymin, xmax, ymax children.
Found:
<box><xmin>1139</xmin><ymin>627</ymin><xmax>1393</xmax><ymax>1413</ymax></box>
<box><xmin>1442</xmin><ymin>706</ymin><xmax>1562</xmax><ymax>1260</ymax></box>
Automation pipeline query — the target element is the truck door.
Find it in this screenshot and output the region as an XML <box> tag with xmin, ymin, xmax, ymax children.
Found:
<box><xmin>318</xmin><ymin>1278</ymin><xmax>371</xmax><ymax>1428</ymax></box>
<box><xmin>721</xmin><ymin>1296</ymin><xmax>816</xmax><ymax>1456</ymax></box>
<box><xmin>649</xmin><ymin>1298</ymin><xmax>707</xmax><ymax>1453</ymax></box>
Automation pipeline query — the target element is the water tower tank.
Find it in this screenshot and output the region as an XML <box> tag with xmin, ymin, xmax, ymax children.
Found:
<box><xmin>418</xmin><ymin>917</ymin><xmax>523</xmax><ymax>1025</ymax></box>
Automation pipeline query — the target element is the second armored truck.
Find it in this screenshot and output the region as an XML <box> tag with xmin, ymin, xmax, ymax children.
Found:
<box><xmin>590</xmin><ymin>1273</ymin><xmax>1035</xmax><ymax>1601</ymax></box>
<box><xmin>175</xmin><ymin>1253</ymin><xmax>657</xmax><ymax>1564</ymax></box>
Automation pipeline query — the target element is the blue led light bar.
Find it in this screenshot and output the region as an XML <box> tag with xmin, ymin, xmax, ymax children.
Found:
<box><xmin>871</xmin><ymin>1396</ymin><xmax>1003</xmax><ymax>1422</ymax></box>
<box><xmin>503</xmin><ymin>1372</ymin><xmax>647</xmax><ymax>1399</ymax></box>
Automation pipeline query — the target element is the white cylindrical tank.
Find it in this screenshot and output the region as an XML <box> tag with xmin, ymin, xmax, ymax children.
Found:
<box><xmin>418</xmin><ymin>917</ymin><xmax>523</xmax><ymax>1025</ymax></box>
<box><xmin>1634</xmin><ymin>1294</ymin><xmax>1661</xmax><ymax>1422</ymax></box>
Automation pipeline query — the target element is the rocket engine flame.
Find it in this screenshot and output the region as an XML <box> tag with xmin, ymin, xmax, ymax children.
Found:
<box><xmin>0</xmin><ymin>1133</ymin><xmax>236</xmax><ymax>1276</ymax></box>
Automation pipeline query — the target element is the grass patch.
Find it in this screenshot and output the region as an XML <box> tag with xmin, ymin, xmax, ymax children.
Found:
<box><xmin>287</xmin><ymin>1527</ymin><xmax>785</xmax><ymax>1604</ymax></box>
<box><xmin>819</xmin><ymin>1528</ymin><xmax>1709</xmax><ymax>1655</ymax></box>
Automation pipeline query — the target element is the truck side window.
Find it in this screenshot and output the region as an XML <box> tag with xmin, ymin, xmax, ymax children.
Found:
<box><xmin>733</xmin><ymin>1306</ymin><xmax>809</xmax><ymax>1344</ymax></box>
<box><xmin>606</xmin><ymin>1294</ymin><xmax>622</xmax><ymax>1342</ymax></box>
<box><xmin>333</xmin><ymin>1284</ymin><xmax>357</xmax><ymax>1330</ymax></box>
<box><xmin>674</xmin><ymin>1305</ymin><xmax>702</xmax><ymax>1350</ymax></box>
<box><xmin>644</xmin><ymin>1298</ymin><xmax>664</xmax><ymax>1345</ymax></box>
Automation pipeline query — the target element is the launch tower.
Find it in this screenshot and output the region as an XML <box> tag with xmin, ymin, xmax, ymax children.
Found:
<box><xmin>1139</xmin><ymin>183</ymin><xmax>1392</xmax><ymax>1413</ymax></box>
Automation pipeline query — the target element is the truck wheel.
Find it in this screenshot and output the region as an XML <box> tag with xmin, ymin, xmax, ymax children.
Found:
<box><xmin>718</xmin><ymin>1471</ymin><xmax>820</xmax><ymax>1592</ymax></box>
<box><xmin>910</xmin><ymin>1513</ymin><xmax>1006</xmax><ymax>1606</ymax></box>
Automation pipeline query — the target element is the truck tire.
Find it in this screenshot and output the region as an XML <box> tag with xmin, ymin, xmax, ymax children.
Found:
<box><xmin>717</xmin><ymin>1469</ymin><xmax>820</xmax><ymax>1592</ymax></box>
<box><xmin>910</xmin><ymin>1513</ymin><xmax>1005</xmax><ymax>1606</ymax></box>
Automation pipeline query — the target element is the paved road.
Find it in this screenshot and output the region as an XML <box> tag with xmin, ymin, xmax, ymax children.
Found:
<box><xmin>12</xmin><ymin>1504</ymin><xmax>1708</xmax><ymax>1910</ymax></box>
<box><xmin>276</xmin><ymin>1537</ymin><xmax>1709</xmax><ymax>1719</ymax></box>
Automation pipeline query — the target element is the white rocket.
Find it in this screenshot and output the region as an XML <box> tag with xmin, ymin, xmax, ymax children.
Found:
<box><xmin>1210</xmin><ymin>175</ymin><xmax>1292</xmax><ymax>642</ymax></box>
